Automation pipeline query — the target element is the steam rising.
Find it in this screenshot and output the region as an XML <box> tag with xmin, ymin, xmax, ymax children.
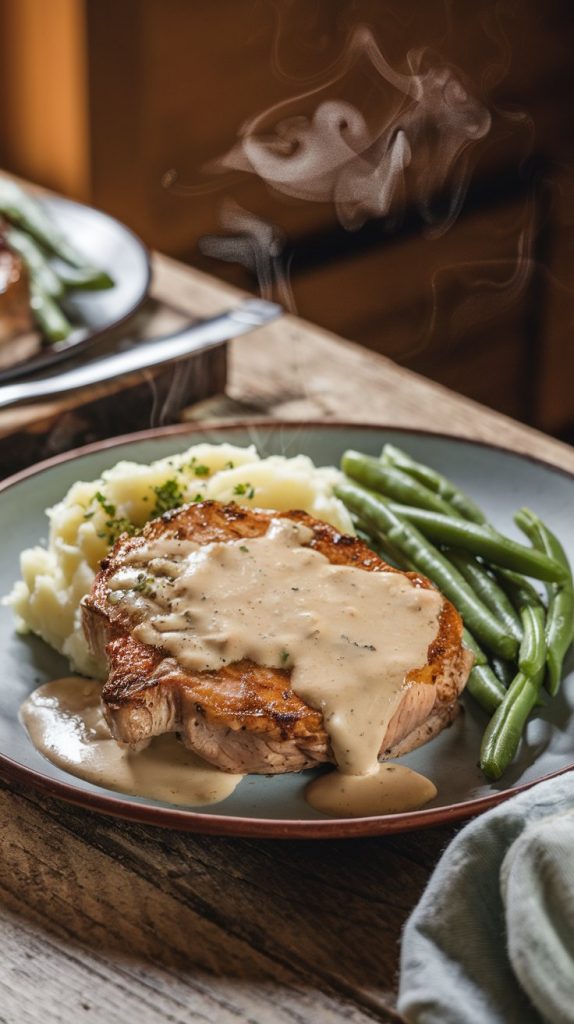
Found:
<box><xmin>189</xmin><ymin>23</ymin><xmax>539</xmax><ymax>407</ymax></box>
<box><xmin>210</xmin><ymin>26</ymin><xmax>491</xmax><ymax>231</ymax></box>
<box><xmin>200</xmin><ymin>201</ymin><xmax>295</xmax><ymax>309</ymax></box>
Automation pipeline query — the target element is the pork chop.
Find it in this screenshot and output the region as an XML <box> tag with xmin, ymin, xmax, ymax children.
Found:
<box><xmin>82</xmin><ymin>501</ymin><xmax>473</xmax><ymax>774</ymax></box>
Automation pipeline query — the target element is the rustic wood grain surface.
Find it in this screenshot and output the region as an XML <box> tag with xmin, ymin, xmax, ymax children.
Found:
<box><xmin>1</xmin><ymin>251</ymin><xmax>573</xmax><ymax>1024</ymax></box>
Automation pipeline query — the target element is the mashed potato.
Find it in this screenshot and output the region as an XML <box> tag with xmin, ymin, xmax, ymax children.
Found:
<box><xmin>8</xmin><ymin>442</ymin><xmax>354</xmax><ymax>676</ymax></box>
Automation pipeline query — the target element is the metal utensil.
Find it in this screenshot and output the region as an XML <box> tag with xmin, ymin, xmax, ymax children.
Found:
<box><xmin>0</xmin><ymin>299</ymin><xmax>282</xmax><ymax>410</ymax></box>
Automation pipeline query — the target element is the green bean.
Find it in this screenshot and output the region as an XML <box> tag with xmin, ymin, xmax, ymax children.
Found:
<box><xmin>467</xmin><ymin>664</ymin><xmax>507</xmax><ymax>715</ymax></box>
<box><xmin>354</xmin><ymin>524</ymin><xmax>411</xmax><ymax>570</ymax></box>
<box><xmin>495</xmin><ymin>568</ymin><xmax>544</xmax><ymax>609</ymax></box>
<box><xmin>491</xmin><ymin>652</ymin><xmax>546</xmax><ymax>707</ymax></box>
<box><xmin>29</xmin><ymin>281</ymin><xmax>73</xmax><ymax>342</ymax></box>
<box><xmin>463</xmin><ymin>628</ymin><xmax>487</xmax><ymax>665</ymax></box>
<box><xmin>386</xmin><ymin>504</ymin><xmax>567</xmax><ymax>583</ymax></box>
<box><xmin>354</xmin><ymin>524</ymin><xmax>374</xmax><ymax>546</ymax></box>
<box><xmin>5</xmin><ymin>226</ymin><xmax>64</xmax><ymax>298</ymax></box>
<box><xmin>494</xmin><ymin>569</ymin><xmax>548</xmax><ymax>707</ymax></box>
<box><xmin>480</xmin><ymin>666</ymin><xmax>544</xmax><ymax>780</ymax></box>
<box><xmin>515</xmin><ymin>508</ymin><xmax>574</xmax><ymax>696</ymax></box>
<box><xmin>490</xmin><ymin>656</ymin><xmax>515</xmax><ymax>688</ymax></box>
<box><xmin>518</xmin><ymin>604</ymin><xmax>546</xmax><ymax>677</ymax></box>
<box><xmin>462</xmin><ymin>630</ymin><xmax>507</xmax><ymax>713</ymax></box>
<box><xmin>446</xmin><ymin>548</ymin><xmax>523</xmax><ymax>643</ymax></box>
<box><xmin>0</xmin><ymin>178</ymin><xmax>113</xmax><ymax>283</ymax></box>
<box><xmin>335</xmin><ymin>479</ymin><xmax>518</xmax><ymax>659</ymax></box>
<box><xmin>381</xmin><ymin>444</ymin><xmax>486</xmax><ymax>524</ymax></box>
<box><xmin>341</xmin><ymin>451</ymin><xmax>456</xmax><ymax>515</ymax></box>
<box><xmin>55</xmin><ymin>264</ymin><xmax>114</xmax><ymax>290</ymax></box>
<box><xmin>515</xmin><ymin>508</ymin><xmax>571</xmax><ymax>571</ymax></box>
<box><xmin>0</xmin><ymin>179</ymin><xmax>84</xmax><ymax>265</ymax></box>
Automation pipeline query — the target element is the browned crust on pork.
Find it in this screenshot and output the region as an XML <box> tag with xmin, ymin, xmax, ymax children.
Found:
<box><xmin>82</xmin><ymin>501</ymin><xmax>472</xmax><ymax>772</ymax></box>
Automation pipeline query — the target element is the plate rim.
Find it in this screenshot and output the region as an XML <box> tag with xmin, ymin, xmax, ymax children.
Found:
<box><xmin>0</xmin><ymin>193</ymin><xmax>152</xmax><ymax>383</ymax></box>
<box><xmin>1</xmin><ymin>417</ymin><xmax>573</xmax><ymax>838</ymax></box>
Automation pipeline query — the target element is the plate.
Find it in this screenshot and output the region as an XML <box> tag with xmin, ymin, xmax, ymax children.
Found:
<box><xmin>0</xmin><ymin>421</ymin><xmax>573</xmax><ymax>838</ymax></box>
<box><xmin>0</xmin><ymin>194</ymin><xmax>151</xmax><ymax>382</ymax></box>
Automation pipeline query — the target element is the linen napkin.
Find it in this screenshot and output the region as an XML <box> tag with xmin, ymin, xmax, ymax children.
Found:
<box><xmin>397</xmin><ymin>772</ymin><xmax>574</xmax><ymax>1024</ymax></box>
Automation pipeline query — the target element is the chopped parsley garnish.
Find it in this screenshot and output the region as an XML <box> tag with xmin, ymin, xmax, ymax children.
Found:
<box><xmin>97</xmin><ymin>517</ymin><xmax>137</xmax><ymax>546</ymax></box>
<box><xmin>233</xmin><ymin>482</ymin><xmax>255</xmax><ymax>499</ymax></box>
<box><xmin>280</xmin><ymin>650</ymin><xmax>290</xmax><ymax>665</ymax></box>
<box><xmin>94</xmin><ymin>491</ymin><xmax>116</xmax><ymax>517</ymax></box>
<box><xmin>89</xmin><ymin>491</ymin><xmax>137</xmax><ymax>544</ymax></box>
<box><xmin>152</xmin><ymin>478</ymin><xmax>185</xmax><ymax>516</ymax></box>
<box><xmin>180</xmin><ymin>456</ymin><xmax>210</xmax><ymax>476</ymax></box>
<box><xmin>239</xmin><ymin>545</ymin><xmax>249</xmax><ymax>553</ymax></box>
<box><xmin>223</xmin><ymin>460</ymin><xmax>235</xmax><ymax>470</ymax></box>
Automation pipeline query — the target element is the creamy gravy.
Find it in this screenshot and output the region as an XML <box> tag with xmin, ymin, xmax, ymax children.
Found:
<box><xmin>20</xmin><ymin>678</ymin><xmax>243</xmax><ymax>806</ymax></box>
<box><xmin>111</xmin><ymin>517</ymin><xmax>442</xmax><ymax>777</ymax></box>
<box><xmin>305</xmin><ymin>763</ymin><xmax>437</xmax><ymax>817</ymax></box>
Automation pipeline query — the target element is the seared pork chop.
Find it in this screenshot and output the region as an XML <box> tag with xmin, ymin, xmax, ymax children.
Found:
<box><xmin>82</xmin><ymin>502</ymin><xmax>472</xmax><ymax>774</ymax></box>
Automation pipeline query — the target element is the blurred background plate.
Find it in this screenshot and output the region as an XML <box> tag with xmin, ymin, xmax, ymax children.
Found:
<box><xmin>0</xmin><ymin>193</ymin><xmax>151</xmax><ymax>382</ymax></box>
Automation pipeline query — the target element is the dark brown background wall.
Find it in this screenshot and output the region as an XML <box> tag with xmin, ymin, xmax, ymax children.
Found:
<box><xmin>1</xmin><ymin>0</ymin><xmax>573</xmax><ymax>436</ymax></box>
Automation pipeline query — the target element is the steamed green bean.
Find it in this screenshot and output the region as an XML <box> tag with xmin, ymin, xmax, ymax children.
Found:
<box><xmin>341</xmin><ymin>451</ymin><xmax>456</xmax><ymax>515</ymax></box>
<box><xmin>480</xmin><ymin>667</ymin><xmax>544</xmax><ymax>780</ymax></box>
<box><xmin>335</xmin><ymin>479</ymin><xmax>518</xmax><ymax>659</ymax></box>
<box><xmin>381</xmin><ymin>443</ymin><xmax>486</xmax><ymax>523</ymax></box>
<box><xmin>384</xmin><ymin>504</ymin><xmax>566</xmax><ymax>583</ymax></box>
<box><xmin>446</xmin><ymin>548</ymin><xmax>522</xmax><ymax>643</ymax></box>
<box><xmin>515</xmin><ymin>508</ymin><xmax>574</xmax><ymax>696</ymax></box>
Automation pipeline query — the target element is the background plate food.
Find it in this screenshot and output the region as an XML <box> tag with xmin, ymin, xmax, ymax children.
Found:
<box><xmin>0</xmin><ymin>421</ymin><xmax>573</xmax><ymax>838</ymax></box>
<box><xmin>0</xmin><ymin>194</ymin><xmax>150</xmax><ymax>382</ymax></box>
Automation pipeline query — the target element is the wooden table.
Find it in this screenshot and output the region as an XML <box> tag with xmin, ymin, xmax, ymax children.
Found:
<box><xmin>2</xmin><ymin>254</ymin><xmax>574</xmax><ymax>1024</ymax></box>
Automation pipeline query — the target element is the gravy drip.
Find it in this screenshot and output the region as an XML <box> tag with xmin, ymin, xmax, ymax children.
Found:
<box><xmin>20</xmin><ymin>677</ymin><xmax>243</xmax><ymax>806</ymax></box>
<box><xmin>305</xmin><ymin>763</ymin><xmax>437</xmax><ymax>818</ymax></box>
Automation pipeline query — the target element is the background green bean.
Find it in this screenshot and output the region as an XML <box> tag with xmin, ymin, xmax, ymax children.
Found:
<box><xmin>5</xmin><ymin>226</ymin><xmax>64</xmax><ymax>299</ymax></box>
<box><xmin>0</xmin><ymin>178</ymin><xmax>106</xmax><ymax>274</ymax></box>
<box><xmin>55</xmin><ymin>264</ymin><xmax>114</xmax><ymax>290</ymax></box>
<box><xmin>29</xmin><ymin>282</ymin><xmax>72</xmax><ymax>342</ymax></box>
<box><xmin>0</xmin><ymin>177</ymin><xmax>115</xmax><ymax>344</ymax></box>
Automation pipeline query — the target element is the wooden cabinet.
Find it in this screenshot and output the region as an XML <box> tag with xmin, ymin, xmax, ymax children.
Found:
<box><xmin>1</xmin><ymin>0</ymin><xmax>573</xmax><ymax>434</ymax></box>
